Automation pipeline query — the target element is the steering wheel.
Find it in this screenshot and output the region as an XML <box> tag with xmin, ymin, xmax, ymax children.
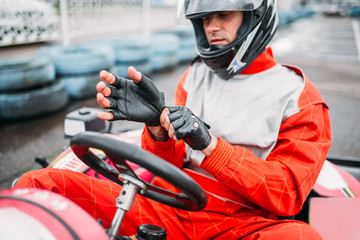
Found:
<box><xmin>70</xmin><ymin>131</ymin><xmax>207</xmax><ymax>211</ymax></box>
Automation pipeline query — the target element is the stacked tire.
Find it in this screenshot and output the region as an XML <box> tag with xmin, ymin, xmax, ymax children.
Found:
<box><xmin>150</xmin><ymin>33</ymin><xmax>180</xmax><ymax>72</ymax></box>
<box><xmin>92</xmin><ymin>36</ymin><xmax>152</xmax><ymax>78</ymax></box>
<box><xmin>0</xmin><ymin>0</ymin><xmax>59</xmax><ymax>46</ymax></box>
<box><xmin>350</xmin><ymin>6</ymin><xmax>360</xmax><ymax>17</ymax></box>
<box><xmin>0</xmin><ymin>56</ymin><xmax>68</xmax><ymax>119</ymax></box>
<box><xmin>37</xmin><ymin>44</ymin><xmax>115</xmax><ymax>99</ymax></box>
<box><xmin>159</xmin><ymin>27</ymin><xmax>197</xmax><ymax>63</ymax></box>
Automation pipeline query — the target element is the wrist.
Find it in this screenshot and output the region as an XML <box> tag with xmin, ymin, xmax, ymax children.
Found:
<box><xmin>147</xmin><ymin>125</ymin><xmax>169</xmax><ymax>142</ymax></box>
<box><xmin>201</xmin><ymin>133</ymin><xmax>218</xmax><ymax>157</ymax></box>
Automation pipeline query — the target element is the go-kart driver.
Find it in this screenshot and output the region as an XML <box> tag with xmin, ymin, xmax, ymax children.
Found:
<box><xmin>15</xmin><ymin>0</ymin><xmax>332</xmax><ymax>239</ymax></box>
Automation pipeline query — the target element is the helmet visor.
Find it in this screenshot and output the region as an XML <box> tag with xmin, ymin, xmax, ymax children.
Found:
<box><xmin>177</xmin><ymin>0</ymin><xmax>263</xmax><ymax>19</ymax></box>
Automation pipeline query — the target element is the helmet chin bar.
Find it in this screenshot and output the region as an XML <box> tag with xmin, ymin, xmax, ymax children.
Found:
<box><xmin>107</xmin><ymin>174</ymin><xmax>147</xmax><ymax>240</ymax></box>
<box><xmin>201</xmin><ymin>47</ymin><xmax>238</xmax><ymax>80</ymax></box>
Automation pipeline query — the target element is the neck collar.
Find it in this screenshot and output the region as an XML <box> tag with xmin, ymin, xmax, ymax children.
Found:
<box><xmin>240</xmin><ymin>47</ymin><xmax>277</xmax><ymax>75</ymax></box>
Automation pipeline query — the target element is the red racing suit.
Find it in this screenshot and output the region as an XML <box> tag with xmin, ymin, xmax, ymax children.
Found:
<box><xmin>15</xmin><ymin>47</ymin><xmax>331</xmax><ymax>239</ymax></box>
<box><xmin>142</xmin><ymin>47</ymin><xmax>332</xmax><ymax>217</ymax></box>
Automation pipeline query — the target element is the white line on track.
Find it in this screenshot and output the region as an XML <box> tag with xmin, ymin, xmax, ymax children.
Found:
<box><xmin>352</xmin><ymin>20</ymin><xmax>360</xmax><ymax>63</ymax></box>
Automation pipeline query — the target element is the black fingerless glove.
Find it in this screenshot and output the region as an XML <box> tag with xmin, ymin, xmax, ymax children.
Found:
<box><xmin>167</xmin><ymin>106</ymin><xmax>211</xmax><ymax>150</ymax></box>
<box><xmin>105</xmin><ymin>74</ymin><xmax>165</xmax><ymax>126</ymax></box>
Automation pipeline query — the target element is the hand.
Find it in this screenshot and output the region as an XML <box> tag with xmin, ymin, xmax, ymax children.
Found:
<box><xmin>166</xmin><ymin>106</ymin><xmax>212</xmax><ymax>150</ymax></box>
<box><xmin>96</xmin><ymin>66</ymin><xmax>165</xmax><ymax>126</ymax></box>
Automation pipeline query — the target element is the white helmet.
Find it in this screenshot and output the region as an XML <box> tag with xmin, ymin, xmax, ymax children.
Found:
<box><xmin>178</xmin><ymin>0</ymin><xmax>278</xmax><ymax>79</ymax></box>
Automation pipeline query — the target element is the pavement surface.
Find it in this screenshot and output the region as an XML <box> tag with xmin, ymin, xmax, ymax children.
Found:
<box><xmin>1</xmin><ymin>15</ymin><xmax>360</xmax><ymax>189</ymax></box>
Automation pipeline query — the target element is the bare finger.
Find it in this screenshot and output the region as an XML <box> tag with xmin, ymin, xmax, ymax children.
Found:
<box><xmin>99</xmin><ymin>70</ymin><xmax>116</xmax><ymax>85</ymax></box>
<box><xmin>97</xmin><ymin>111</ymin><xmax>114</xmax><ymax>120</ymax></box>
<box><xmin>96</xmin><ymin>81</ymin><xmax>112</xmax><ymax>97</ymax></box>
<box><xmin>160</xmin><ymin>108</ymin><xmax>170</xmax><ymax>128</ymax></box>
<box><xmin>168</xmin><ymin>124</ymin><xmax>177</xmax><ymax>140</ymax></box>
<box><xmin>97</xmin><ymin>93</ymin><xmax>111</xmax><ymax>108</ymax></box>
<box><xmin>128</xmin><ymin>66</ymin><xmax>142</xmax><ymax>83</ymax></box>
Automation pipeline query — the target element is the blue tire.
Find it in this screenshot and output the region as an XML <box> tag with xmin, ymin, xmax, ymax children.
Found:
<box><xmin>151</xmin><ymin>54</ymin><xmax>178</xmax><ymax>72</ymax></box>
<box><xmin>37</xmin><ymin>44</ymin><xmax>115</xmax><ymax>75</ymax></box>
<box><xmin>37</xmin><ymin>43</ymin><xmax>114</xmax><ymax>99</ymax></box>
<box><xmin>61</xmin><ymin>72</ymin><xmax>108</xmax><ymax>100</ymax></box>
<box><xmin>158</xmin><ymin>27</ymin><xmax>197</xmax><ymax>63</ymax></box>
<box><xmin>92</xmin><ymin>36</ymin><xmax>151</xmax><ymax>63</ymax></box>
<box><xmin>151</xmin><ymin>34</ymin><xmax>180</xmax><ymax>71</ymax></box>
<box><xmin>151</xmin><ymin>33</ymin><xmax>180</xmax><ymax>54</ymax></box>
<box><xmin>0</xmin><ymin>80</ymin><xmax>69</xmax><ymax>119</ymax></box>
<box><xmin>114</xmin><ymin>60</ymin><xmax>152</xmax><ymax>78</ymax></box>
<box><xmin>0</xmin><ymin>56</ymin><xmax>55</xmax><ymax>91</ymax></box>
<box><xmin>161</xmin><ymin>27</ymin><xmax>195</xmax><ymax>47</ymax></box>
<box><xmin>178</xmin><ymin>48</ymin><xmax>197</xmax><ymax>63</ymax></box>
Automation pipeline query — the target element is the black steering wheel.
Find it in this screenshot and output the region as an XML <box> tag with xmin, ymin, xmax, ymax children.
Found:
<box><xmin>70</xmin><ymin>131</ymin><xmax>207</xmax><ymax>211</ymax></box>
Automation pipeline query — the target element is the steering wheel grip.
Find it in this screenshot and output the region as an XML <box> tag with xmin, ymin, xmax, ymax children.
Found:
<box><xmin>70</xmin><ymin>131</ymin><xmax>207</xmax><ymax>211</ymax></box>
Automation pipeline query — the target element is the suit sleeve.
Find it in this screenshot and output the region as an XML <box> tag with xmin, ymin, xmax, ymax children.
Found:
<box><xmin>200</xmin><ymin>82</ymin><xmax>332</xmax><ymax>216</ymax></box>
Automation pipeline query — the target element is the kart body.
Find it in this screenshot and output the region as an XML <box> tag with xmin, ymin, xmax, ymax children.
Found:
<box><xmin>1</xmin><ymin>107</ymin><xmax>360</xmax><ymax>239</ymax></box>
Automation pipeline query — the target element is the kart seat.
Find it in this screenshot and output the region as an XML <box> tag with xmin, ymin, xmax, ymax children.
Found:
<box><xmin>309</xmin><ymin>197</ymin><xmax>360</xmax><ymax>240</ymax></box>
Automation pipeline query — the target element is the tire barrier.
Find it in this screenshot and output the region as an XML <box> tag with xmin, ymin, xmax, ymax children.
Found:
<box><xmin>0</xmin><ymin>0</ymin><xmax>59</xmax><ymax>46</ymax></box>
<box><xmin>37</xmin><ymin>44</ymin><xmax>115</xmax><ymax>75</ymax></box>
<box><xmin>92</xmin><ymin>36</ymin><xmax>152</xmax><ymax>78</ymax></box>
<box><xmin>0</xmin><ymin>56</ymin><xmax>55</xmax><ymax>91</ymax></box>
<box><xmin>350</xmin><ymin>6</ymin><xmax>360</xmax><ymax>17</ymax></box>
<box><xmin>0</xmin><ymin>79</ymin><xmax>69</xmax><ymax>120</ymax></box>
<box><xmin>150</xmin><ymin>33</ymin><xmax>180</xmax><ymax>72</ymax></box>
<box><xmin>61</xmin><ymin>74</ymin><xmax>106</xmax><ymax>100</ymax></box>
<box><xmin>37</xmin><ymin>44</ymin><xmax>115</xmax><ymax>99</ymax></box>
<box><xmin>113</xmin><ymin>60</ymin><xmax>151</xmax><ymax>78</ymax></box>
<box><xmin>278</xmin><ymin>9</ymin><xmax>315</xmax><ymax>28</ymax></box>
<box><xmin>159</xmin><ymin>27</ymin><xmax>197</xmax><ymax>63</ymax></box>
